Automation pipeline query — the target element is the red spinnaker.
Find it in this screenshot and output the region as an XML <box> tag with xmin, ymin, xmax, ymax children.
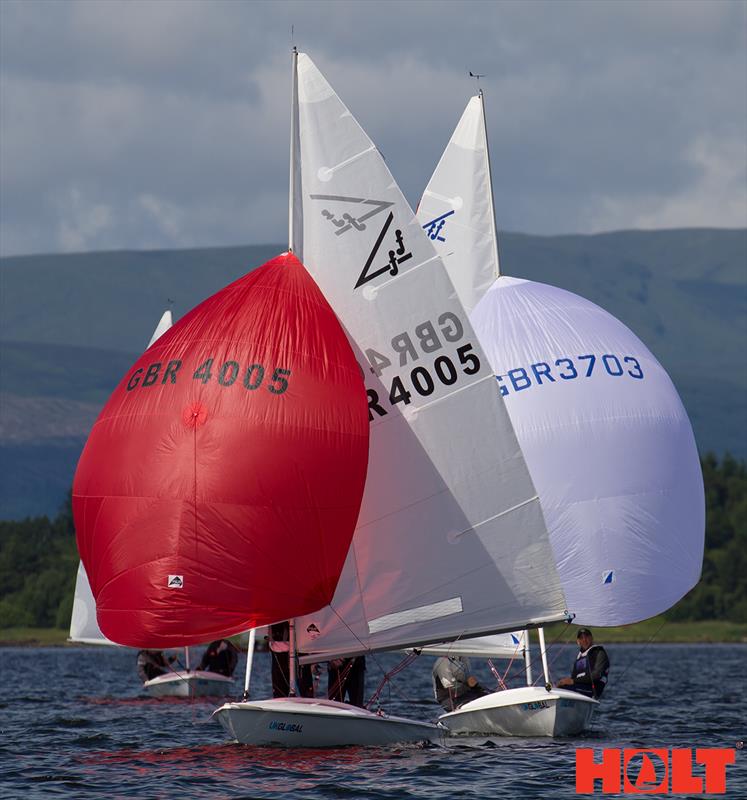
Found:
<box><xmin>73</xmin><ymin>253</ymin><xmax>369</xmax><ymax>648</ymax></box>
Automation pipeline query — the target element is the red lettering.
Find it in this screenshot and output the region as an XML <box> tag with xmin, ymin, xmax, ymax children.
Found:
<box><xmin>670</xmin><ymin>749</ymin><xmax>703</xmax><ymax>794</ymax></box>
<box><xmin>697</xmin><ymin>748</ymin><xmax>736</xmax><ymax>794</ymax></box>
<box><xmin>576</xmin><ymin>748</ymin><xmax>621</xmax><ymax>794</ymax></box>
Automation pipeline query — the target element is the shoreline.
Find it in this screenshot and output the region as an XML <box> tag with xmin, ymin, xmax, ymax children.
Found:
<box><xmin>2</xmin><ymin>619</ymin><xmax>747</xmax><ymax>647</ymax></box>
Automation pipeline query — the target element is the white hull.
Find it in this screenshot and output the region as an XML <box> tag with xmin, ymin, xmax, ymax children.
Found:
<box><xmin>439</xmin><ymin>686</ymin><xmax>597</xmax><ymax>737</ymax></box>
<box><xmin>214</xmin><ymin>697</ymin><xmax>443</xmax><ymax>747</ymax></box>
<box><xmin>144</xmin><ymin>670</ymin><xmax>234</xmax><ymax>698</ymax></box>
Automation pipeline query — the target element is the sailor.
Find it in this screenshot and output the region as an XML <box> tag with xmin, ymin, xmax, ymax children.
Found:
<box><xmin>556</xmin><ymin>628</ymin><xmax>610</xmax><ymax>698</ymax></box>
<box><xmin>432</xmin><ymin>655</ymin><xmax>488</xmax><ymax>711</ymax></box>
<box><xmin>136</xmin><ymin>649</ymin><xmax>175</xmax><ymax>682</ymax></box>
<box><xmin>267</xmin><ymin>622</ymin><xmax>314</xmax><ymax>698</ymax></box>
<box><xmin>327</xmin><ymin>656</ymin><xmax>366</xmax><ymax>707</ymax></box>
<box><xmin>197</xmin><ymin>639</ymin><xmax>239</xmax><ymax>676</ymax></box>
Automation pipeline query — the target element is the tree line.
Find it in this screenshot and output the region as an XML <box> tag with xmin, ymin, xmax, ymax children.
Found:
<box><xmin>1</xmin><ymin>454</ymin><xmax>745</xmax><ymax>630</ymax></box>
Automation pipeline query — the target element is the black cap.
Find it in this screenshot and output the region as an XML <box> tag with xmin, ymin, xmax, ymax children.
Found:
<box><xmin>576</xmin><ymin>628</ymin><xmax>592</xmax><ymax>638</ymax></box>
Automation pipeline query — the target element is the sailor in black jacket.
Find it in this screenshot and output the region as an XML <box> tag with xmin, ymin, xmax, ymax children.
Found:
<box><xmin>557</xmin><ymin>628</ymin><xmax>610</xmax><ymax>699</ymax></box>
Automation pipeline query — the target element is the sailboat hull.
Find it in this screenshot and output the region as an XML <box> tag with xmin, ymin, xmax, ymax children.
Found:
<box><xmin>213</xmin><ymin>697</ymin><xmax>443</xmax><ymax>747</ymax></box>
<box><xmin>144</xmin><ymin>670</ymin><xmax>234</xmax><ymax>698</ymax></box>
<box><xmin>439</xmin><ymin>686</ymin><xmax>597</xmax><ymax>737</ymax></box>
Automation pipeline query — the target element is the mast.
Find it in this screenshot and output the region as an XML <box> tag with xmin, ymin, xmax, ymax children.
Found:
<box><xmin>537</xmin><ymin>626</ymin><xmax>551</xmax><ymax>689</ymax></box>
<box><xmin>479</xmin><ymin>89</ymin><xmax>501</xmax><ymax>278</ymax></box>
<box><xmin>242</xmin><ymin>628</ymin><xmax>256</xmax><ymax>700</ymax></box>
<box><xmin>288</xmin><ymin>619</ymin><xmax>298</xmax><ymax>697</ymax></box>
<box><xmin>523</xmin><ymin>630</ymin><xmax>533</xmax><ymax>686</ymax></box>
<box><xmin>288</xmin><ymin>46</ymin><xmax>299</xmax><ymax>256</ymax></box>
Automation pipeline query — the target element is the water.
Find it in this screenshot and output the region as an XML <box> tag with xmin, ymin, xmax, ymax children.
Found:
<box><xmin>1</xmin><ymin>643</ymin><xmax>745</xmax><ymax>798</ymax></box>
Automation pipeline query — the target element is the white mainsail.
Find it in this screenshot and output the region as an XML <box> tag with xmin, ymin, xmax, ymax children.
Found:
<box><xmin>292</xmin><ymin>53</ymin><xmax>567</xmax><ymax>661</ymax></box>
<box><xmin>69</xmin><ymin>308</ymin><xmax>174</xmax><ymax>645</ymax></box>
<box><xmin>417</xmin><ymin>93</ymin><xmax>498</xmax><ymax>314</ymax></box>
<box><xmin>417</xmin><ymin>93</ymin><xmax>704</xmax><ymax>626</ymax></box>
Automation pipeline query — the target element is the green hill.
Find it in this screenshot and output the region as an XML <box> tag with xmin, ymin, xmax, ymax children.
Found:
<box><xmin>1</xmin><ymin>229</ymin><xmax>745</xmax><ymax>518</ymax></box>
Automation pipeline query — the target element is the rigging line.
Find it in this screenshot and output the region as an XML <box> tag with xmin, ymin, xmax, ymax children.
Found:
<box><xmin>611</xmin><ymin>617</ymin><xmax>668</xmax><ymax>688</ymax></box>
<box><xmin>321</xmin><ymin>605</ymin><xmax>423</xmax><ymax>711</ymax></box>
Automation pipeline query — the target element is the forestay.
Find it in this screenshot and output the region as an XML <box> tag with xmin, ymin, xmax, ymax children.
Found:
<box><xmin>293</xmin><ymin>53</ymin><xmax>567</xmax><ymax>661</ymax></box>
<box><xmin>417</xmin><ymin>94</ymin><xmax>498</xmax><ymax>314</ymax></box>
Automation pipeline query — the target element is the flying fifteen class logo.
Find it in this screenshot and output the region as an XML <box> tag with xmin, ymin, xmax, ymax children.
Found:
<box><xmin>309</xmin><ymin>194</ymin><xmax>413</xmax><ymax>290</ymax></box>
<box><xmin>422</xmin><ymin>210</ymin><xmax>455</xmax><ymax>243</ymax></box>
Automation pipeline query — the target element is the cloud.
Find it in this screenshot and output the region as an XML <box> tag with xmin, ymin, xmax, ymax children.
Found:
<box><xmin>0</xmin><ymin>0</ymin><xmax>744</xmax><ymax>256</ymax></box>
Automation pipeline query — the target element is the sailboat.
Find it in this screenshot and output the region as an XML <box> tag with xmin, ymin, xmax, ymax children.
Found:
<box><xmin>411</xmin><ymin>90</ymin><xmax>704</xmax><ymax>736</ymax></box>
<box><xmin>69</xmin><ymin>310</ymin><xmax>235</xmax><ymax>698</ymax></box>
<box><xmin>214</xmin><ymin>51</ymin><xmax>571</xmax><ymax>747</ymax></box>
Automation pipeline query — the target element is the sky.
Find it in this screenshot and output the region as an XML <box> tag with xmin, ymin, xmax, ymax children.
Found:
<box><xmin>0</xmin><ymin>0</ymin><xmax>745</xmax><ymax>257</ymax></box>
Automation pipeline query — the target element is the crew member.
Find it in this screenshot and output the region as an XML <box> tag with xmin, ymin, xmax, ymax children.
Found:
<box><xmin>197</xmin><ymin>639</ymin><xmax>239</xmax><ymax>676</ymax></box>
<box><xmin>556</xmin><ymin>628</ymin><xmax>610</xmax><ymax>698</ymax></box>
<box><xmin>136</xmin><ymin>649</ymin><xmax>174</xmax><ymax>682</ymax></box>
<box><xmin>432</xmin><ymin>655</ymin><xmax>487</xmax><ymax>711</ymax></box>
<box><xmin>327</xmin><ymin>657</ymin><xmax>366</xmax><ymax>707</ymax></box>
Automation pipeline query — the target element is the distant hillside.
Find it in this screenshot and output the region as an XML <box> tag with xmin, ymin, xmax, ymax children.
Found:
<box><xmin>1</xmin><ymin>229</ymin><xmax>745</xmax><ymax>518</ymax></box>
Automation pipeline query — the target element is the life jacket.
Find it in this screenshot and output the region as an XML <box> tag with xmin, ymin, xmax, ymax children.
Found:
<box><xmin>572</xmin><ymin>645</ymin><xmax>609</xmax><ymax>690</ymax></box>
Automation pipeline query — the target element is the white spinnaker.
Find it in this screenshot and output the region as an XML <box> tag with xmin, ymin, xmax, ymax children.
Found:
<box><xmin>416</xmin><ymin>631</ymin><xmax>526</xmax><ymax>660</ymax></box>
<box><xmin>70</xmin><ymin>309</ymin><xmax>174</xmax><ymax>644</ymax></box>
<box><xmin>417</xmin><ymin>93</ymin><xmax>704</xmax><ymax>625</ymax></box>
<box><xmin>292</xmin><ymin>53</ymin><xmax>566</xmax><ymax>661</ymax></box>
<box><xmin>417</xmin><ymin>95</ymin><xmax>497</xmax><ymax>314</ymax></box>
<box><xmin>471</xmin><ymin>278</ymin><xmax>704</xmax><ymax>625</ymax></box>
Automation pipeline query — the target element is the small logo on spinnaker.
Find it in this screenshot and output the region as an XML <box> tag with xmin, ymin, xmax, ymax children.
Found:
<box><xmin>167</xmin><ymin>575</ymin><xmax>184</xmax><ymax>588</ymax></box>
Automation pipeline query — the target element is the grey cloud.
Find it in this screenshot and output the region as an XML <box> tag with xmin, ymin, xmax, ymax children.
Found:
<box><xmin>0</xmin><ymin>0</ymin><xmax>744</xmax><ymax>256</ymax></box>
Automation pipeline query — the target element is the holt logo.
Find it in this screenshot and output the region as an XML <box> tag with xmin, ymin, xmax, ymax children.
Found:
<box><xmin>576</xmin><ymin>748</ymin><xmax>736</xmax><ymax>794</ymax></box>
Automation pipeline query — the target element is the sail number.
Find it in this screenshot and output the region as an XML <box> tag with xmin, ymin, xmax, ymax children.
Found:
<box><xmin>497</xmin><ymin>354</ymin><xmax>644</xmax><ymax>397</ymax></box>
<box><xmin>364</xmin><ymin>311</ymin><xmax>480</xmax><ymax>421</ymax></box>
<box><xmin>126</xmin><ymin>358</ymin><xmax>291</xmax><ymax>394</ymax></box>
<box><xmin>367</xmin><ymin>344</ymin><xmax>480</xmax><ymax>421</ymax></box>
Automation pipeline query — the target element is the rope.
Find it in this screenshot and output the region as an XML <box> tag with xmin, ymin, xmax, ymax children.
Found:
<box><xmin>366</xmin><ymin>651</ymin><xmax>421</xmax><ymax>710</ymax></box>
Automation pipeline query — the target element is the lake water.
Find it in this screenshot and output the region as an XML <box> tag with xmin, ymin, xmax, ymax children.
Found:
<box><xmin>1</xmin><ymin>643</ymin><xmax>744</xmax><ymax>798</ymax></box>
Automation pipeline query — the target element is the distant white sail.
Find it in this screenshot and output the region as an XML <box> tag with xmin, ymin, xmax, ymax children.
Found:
<box><xmin>70</xmin><ymin>308</ymin><xmax>174</xmax><ymax>644</ymax></box>
<box><xmin>417</xmin><ymin>95</ymin><xmax>498</xmax><ymax>314</ymax></box>
<box><xmin>146</xmin><ymin>310</ymin><xmax>173</xmax><ymax>349</ymax></box>
<box><xmin>418</xmin><ymin>94</ymin><xmax>704</xmax><ymax>626</ymax></box>
<box><xmin>69</xmin><ymin>562</ymin><xmax>116</xmax><ymax>645</ymax></box>
<box><xmin>293</xmin><ymin>53</ymin><xmax>567</xmax><ymax>661</ymax></box>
